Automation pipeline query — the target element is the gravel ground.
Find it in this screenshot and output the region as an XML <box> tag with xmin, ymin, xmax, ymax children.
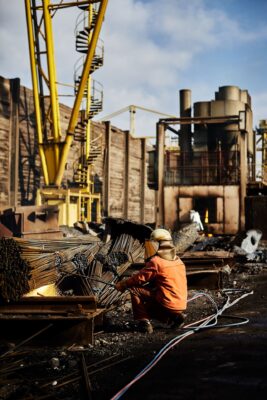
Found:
<box><xmin>0</xmin><ymin>263</ymin><xmax>267</xmax><ymax>400</ymax></box>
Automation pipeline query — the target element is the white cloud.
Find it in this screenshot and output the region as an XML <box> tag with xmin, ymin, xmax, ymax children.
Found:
<box><xmin>96</xmin><ymin>0</ymin><xmax>267</xmax><ymax>133</ymax></box>
<box><xmin>0</xmin><ymin>0</ymin><xmax>266</xmax><ymax>136</ymax></box>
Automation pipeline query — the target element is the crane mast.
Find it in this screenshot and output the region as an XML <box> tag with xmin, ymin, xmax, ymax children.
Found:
<box><xmin>24</xmin><ymin>0</ymin><xmax>108</xmax><ymax>225</ymax></box>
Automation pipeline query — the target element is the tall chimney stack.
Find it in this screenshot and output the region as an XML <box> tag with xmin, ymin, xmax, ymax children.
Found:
<box><xmin>179</xmin><ymin>89</ymin><xmax>192</xmax><ymax>154</ymax></box>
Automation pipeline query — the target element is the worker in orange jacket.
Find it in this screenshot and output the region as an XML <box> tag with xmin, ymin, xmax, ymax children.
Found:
<box><xmin>116</xmin><ymin>229</ymin><xmax>187</xmax><ymax>333</ymax></box>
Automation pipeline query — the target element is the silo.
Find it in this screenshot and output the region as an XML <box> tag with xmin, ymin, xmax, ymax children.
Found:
<box><xmin>194</xmin><ymin>101</ymin><xmax>210</xmax><ymax>150</ymax></box>
<box><xmin>209</xmin><ymin>86</ymin><xmax>244</xmax><ymax>151</ymax></box>
<box><xmin>216</xmin><ymin>86</ymin><xmax>241</xmax><ymax>101</ymax></box>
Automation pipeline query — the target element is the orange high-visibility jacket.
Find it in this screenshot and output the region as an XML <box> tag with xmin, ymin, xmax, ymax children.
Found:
<box><xmin>125</xmin><ymin>255</ymin><xmax>187</xmax><ymax>311</ymax></box>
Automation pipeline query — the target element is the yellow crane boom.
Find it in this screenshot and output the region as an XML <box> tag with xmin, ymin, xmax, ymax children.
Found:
<box><xmin>24</xmin><ymin>0</ymin><xmax>108</xmax><ymax>225</ymax></box>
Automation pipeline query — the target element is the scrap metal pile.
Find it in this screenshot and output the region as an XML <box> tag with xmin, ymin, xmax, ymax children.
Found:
<box><xmin>0</xmin><ymin>219</ymin><xmax>151</xmax><ymax>306</ymax></box>
<box><xmin>0</xmin><ymin>216</ymin><xmax>264</xmax><ymax>305</ymax></box>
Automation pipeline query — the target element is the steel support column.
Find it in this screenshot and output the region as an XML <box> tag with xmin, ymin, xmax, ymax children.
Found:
<box><xmin>239</xmin><ymin>131</ymin><xmax>247</xmax><ymax>230</ymax></box>
<box><xmin>9</xmin><ymin>78</ymin><xmax>20</xmax><ymax>207</ymax></box>
<box><xmin>140</xmin><ymin>138</ymin><xmax>146</xmax><ymax>223</ymax></box>
<box><xmin>24</xmin><ymin>0</ymin><xmax>49</xmax><ymax>185</ymax></box>
<box><xmin>43</xmin><ymin>0</ymin><xmax>61</xmax><ymax>168</ymax></box>
<box><xmin>104</xmin><ymin>121</ymin><xmax>111</xmax><ymax>216</ymax></box>
<box><xmin>156</xmin><ymin>122</ymin><xmax>165</xmax><ymax>227</ymax></box>
<box><xmin>124</xmin><ymin>130</ymin><xmax>130</xmax><ymax>219</ymax></box>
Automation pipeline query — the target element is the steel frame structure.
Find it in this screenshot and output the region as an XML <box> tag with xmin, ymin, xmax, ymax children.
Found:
<box><xmin>24</xmin><ymin>0</ymin><xmax>108</xmax><ymax>224</ymax></box>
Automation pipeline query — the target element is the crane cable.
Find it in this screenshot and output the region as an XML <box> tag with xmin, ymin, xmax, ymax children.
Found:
<box><xmin>110</xmin><ymin>288</ymin><xmax>253</xmax><ymax>400</ymax></box>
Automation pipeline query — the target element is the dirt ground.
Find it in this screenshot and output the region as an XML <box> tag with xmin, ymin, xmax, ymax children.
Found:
<box><xmin>1</xmin><ymin>264</ymin><xmax>267</xmax><ymax>400</ymax></box>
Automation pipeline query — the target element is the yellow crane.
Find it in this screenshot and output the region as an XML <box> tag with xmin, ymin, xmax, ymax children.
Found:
<box><xmin>24</xmin><ymin>0</ymin><xmax>108</xmax><ymax>226</ymax></box>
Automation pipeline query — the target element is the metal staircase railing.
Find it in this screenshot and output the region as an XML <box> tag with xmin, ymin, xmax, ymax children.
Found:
<box><xmin>73</xmin><ymin>67</ymin><xmax>103</xmax><ymax>116</ymax></box>
<box><xmin>75</xmin><ymin>9</ymin><xmax>104</xmax><ymax>59</ymax></box>
<box><xmin>74</xmin><ymin>38</ymin><xmax>104</xmax><ymax>71</ymax></box>
<box><xmin>76</xmin><ymin>1</ymin><xmax>101</xmax><ymax>12</ymax></box>
<box><xmin>72</xmin><ymin>139</ymin><xmax>103</xmax><ymax>187</ymax></box>
<box><xmin>73</xmin><ymin>1</ymin><xmax>104</xmax><ymax>188</ymax></box>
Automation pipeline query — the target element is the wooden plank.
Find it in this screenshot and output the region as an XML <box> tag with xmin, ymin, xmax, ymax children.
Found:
<box><xmin>0</xmin><ymin>296</ymin><xmax>97</xmax><ymax>314</ymax></box>
<box><xmin>0</xmin><ymin>310</ymin><xmax>103</xmax><ymax>320</ymax></box>
<box><xmin>180</xmin><ymin>251</ymin><xmax>234</xmax><ymax>259</ymax></box>
<box><xmin>0</xmin><ymin>306</ymin><xmax>92</xmax><ymax>315</ymax></box>
<box><xmin>17</xmin><ymin>295</ymin><xmax>96</xmax><ymax>302</ymax></box>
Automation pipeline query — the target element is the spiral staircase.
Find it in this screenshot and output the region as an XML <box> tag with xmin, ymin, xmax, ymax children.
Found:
<box><xmin>73</xmin><ymin>3</ymin><xmax>104</xmax><ymax>188</ymax></box>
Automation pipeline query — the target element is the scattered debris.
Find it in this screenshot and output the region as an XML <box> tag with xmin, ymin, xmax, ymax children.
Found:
<box><xmin>1</xmin><ymin>217</ymin><xmax>267</xmax><ymax>400</ymax></box>
<box><xmin>232</xmin><ymin>229</ymin><xmax>262</xmax><ymax>254</ymax></box>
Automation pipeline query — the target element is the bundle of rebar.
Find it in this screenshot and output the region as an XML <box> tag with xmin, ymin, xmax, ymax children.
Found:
<box><xmin>0</xmin><ymin>219</ymin><xmax>148</xmax><ymax>308</ymax></box>
<box><xmin>58</xmin><ymin>230</ymin><xmax>145</xmax><ymax>307</ymax></box>
<box><xmin>0</xmin><ymin>238</ymin><xmax>31</xmax><ymax>302</ymax></box>
<box><xmin>98</xmin><ymin>235</ymin><xmax>145</xmax><ymax>307</ymax></box>
<box><xmin>0</xmin><ymin>236</ymin><xmax>101</xmax><ymax>302</ymax></box>
<box><xmin>15</xmin><ymin>234</ymin><xmax>100</xmax><ymax>251</ymax></box>
<box><xmin>90</xmin><ymin>233</ymin><xmax>144</xmax><ymax>307</ymax></box>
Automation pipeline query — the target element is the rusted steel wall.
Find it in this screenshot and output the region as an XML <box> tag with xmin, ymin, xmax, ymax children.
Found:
<box><xmin>164</xmin><ymin>185</ymin><xmax>239</xmax><ymax>234</ymax></box>
<box><xmin>0</xmin><ymin>77</ymin><xmax>155</xmax><ymax>224</ymax></box>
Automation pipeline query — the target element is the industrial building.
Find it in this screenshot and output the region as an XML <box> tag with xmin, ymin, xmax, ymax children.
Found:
<box><xmin>1</xmin><ymin>2</ymin><xmax>267</xmax><ymax>400</ymax></box>
<box><xmin>0</xmin><ymin>76</ymin><xmax>155</xmax><ymax>230</ymax></box>
<box><xmin>148</xmin><ymin>86</ymin><xmax>267</xmax><ymax>237</ymax></box>
<box><xmin>1</xmin><ymin>77</ymin><xmax>267</xmax><ymax>237</ymax></box>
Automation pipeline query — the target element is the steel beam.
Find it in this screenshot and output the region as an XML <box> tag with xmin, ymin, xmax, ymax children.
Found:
<box><xmin>124</xmin><ymin>131</ymin><xmax>130</xmax><ymax>219</ymax></box>
<box><xmin>104</xmin><ymin>121</ymin><xmax>111</xmax><ymax>216</ymax></box>
<box><xmin>239</xmin><ymin>131</ymin><xmax>247</xmax><ymax>230</ymax></box>
<box><xmin>156</xmin><ymin>122</ymin><xmax>165</xmax><ymax>226</ymax></box>
<box><xmin>43</xmin><ymin>0</ymin><xmax>60</xmax><ymax>169</ymax></box>
<box><xmin>25</xmin><ymin>0</ymin><xmax>49</xmax><ymax>185</ymax></box>
<box><xmin>160</xmin><ymin>115</ymin><xmax>240</xmax><ymax>125</ymax></box>
<box><xmin>9</xmin><ymin>78</ymin><xmax>20</xmax><ymax>207</ymax></box>
<box><xmin>140</xmin><ymin>138</ymin><xmax>146</xmax><ymax>223</ymax></box>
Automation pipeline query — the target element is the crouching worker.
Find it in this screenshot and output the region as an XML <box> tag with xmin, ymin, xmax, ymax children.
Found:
<box><xmin>115</xmin><ymin>229</ymin><xmax>187</xmax><ymax>334</ymax></box>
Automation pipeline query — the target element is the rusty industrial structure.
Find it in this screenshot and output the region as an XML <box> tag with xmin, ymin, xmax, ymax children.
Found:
<box><xmin>148</xmin><ymin>85</ymin><xmax>267</xmax><ymax>236</ymax></box>
<box><xmin>0</xmin><ymin>76</ymin><xmax>155</xmax><ymax>233</ymax></box>
<box><xmin>1</xmin><ymin>79</ymin><xmax>267</xmax><ymax>237</ymax></box>
<box><xmin>1</xmin><ymin>3</ymin><xmax>267</xmax><ymax>400</ymax></box>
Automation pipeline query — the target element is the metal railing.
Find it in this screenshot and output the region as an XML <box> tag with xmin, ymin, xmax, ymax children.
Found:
<box><xmin>148</xmin><ymin>150</ymin><xmax>244</xmax><ymax>186</ymax></box>
<box><xmin>164</xmin><ymin>165</ymin><xmax>240</xmax><ymax>185</ymax></box>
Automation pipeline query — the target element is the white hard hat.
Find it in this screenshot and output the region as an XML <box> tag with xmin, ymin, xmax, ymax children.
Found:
<box><xmin>150</xmin><ymin>228</ymin><xmax>172</xmax><ymax>242</ymax></box>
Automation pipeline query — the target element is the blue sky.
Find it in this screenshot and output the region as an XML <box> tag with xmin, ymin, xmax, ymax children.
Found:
<box><xmin>0</xmin><ymin>0</ymin><xmax>266</xmax><ymax>136</ymax></box>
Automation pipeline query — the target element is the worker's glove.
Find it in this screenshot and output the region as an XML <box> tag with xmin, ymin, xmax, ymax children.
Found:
<box><xmin>115</xmin><ymin>280</ymin><xmax>128</xmax><ymax>292</ymax></box>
